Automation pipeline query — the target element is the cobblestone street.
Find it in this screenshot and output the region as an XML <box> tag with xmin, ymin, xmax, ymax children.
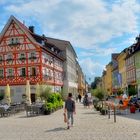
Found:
<box><xmin>0</xmin><ymin>103</ymin><xmax>140</xmax><ymax>140</ymax></box>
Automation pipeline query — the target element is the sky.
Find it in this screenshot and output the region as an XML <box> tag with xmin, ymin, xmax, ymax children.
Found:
<box><xmin>0</xmin><ymin>0</ymin><xmax>140</xmax><ymax>83</ymax></box>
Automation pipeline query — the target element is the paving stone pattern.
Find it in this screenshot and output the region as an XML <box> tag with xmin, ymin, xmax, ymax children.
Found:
<box><xmin>0</xmin><ymin>103</ymin><xmax>140</xmax><ymax>140</ymax></box>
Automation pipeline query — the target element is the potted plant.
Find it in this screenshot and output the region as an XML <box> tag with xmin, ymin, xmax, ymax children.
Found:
<box><xmin>100</xmin><ymin>108</ymin><xmax>107</xmax><ymax>115</ymax></box>
<box><xmin>43</xmin><ymin>102</ymin><xmax>53</xmax><ymax>115</ymax></box>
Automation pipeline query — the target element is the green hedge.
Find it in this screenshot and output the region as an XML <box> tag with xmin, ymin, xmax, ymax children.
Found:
<box><xmin>44</xmin><ymin>93</ymin><xmax>63</xmax><ymax>112</ymax></box>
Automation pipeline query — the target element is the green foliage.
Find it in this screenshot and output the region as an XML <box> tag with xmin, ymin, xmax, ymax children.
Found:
<box><xmin>128</xmin><ymin>86</ymin><xmax>137</xmax><ymax>96</ymax></box>
<box><xmin>44</xmin><ymin>92</ymin><xmax>63</xmax><ymax>111</ymax></box>
<box><xmin>117</xmin><ymin>88</ymin><xmax>123</xmax><ymax>96</ymax></box>
<box><xmin>44</xmin><ymin>102</ymin><xmax>53</xmax><ymax>111</ymax></box>
<box><xmin>55</xmin><ymin>93</ymin><xmax>62</xmax><ymax>101</ymax></box>
<box><xmin>92</xmin><ymin>88</ymin><xmax>104</xmax><ymax>100</ymax></box>
<box><xmin>47</xmin><ymin>93</ymin><xmax>57</xmax><ymax>103</ymax></box>
<box><xmin>91</xmin><ymin>77</ymin><xmax>101</xmax><ymax>89</ymax></box>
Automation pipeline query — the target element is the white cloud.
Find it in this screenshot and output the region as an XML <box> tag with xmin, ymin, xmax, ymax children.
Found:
<box><xmin>78</xmin><ymin>47</ymin><xmax>117</xmax><ymax>58</ymax></box>
<box><xmin>79</xmin><ymin>57</ymin><xmax>105</xmax><ymax>78</ymax></box>
<box><xmin>4</xmin><ymin>0</ymin><xmax>140</xmax><ymax>49</ymax></box>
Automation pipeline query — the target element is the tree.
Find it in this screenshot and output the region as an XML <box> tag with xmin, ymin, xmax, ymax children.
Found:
<box><xmin>94</xmin><ymin>88</ymin><xmax>104</xmax><ymax>101</ymax></box>
<box><xmin>128</xmin><ymin>85</ymin><xmax>137</xmax><ymax>96</ymax></box>
<box><xmin>40</xmin><ymin>85</ymin><xmax>52</xmax><ymax>100</ymax></box>
<box><xmin>91</xmin><ymin>77</ymin><xmax>101</xmax><ymax>89</ymax></box>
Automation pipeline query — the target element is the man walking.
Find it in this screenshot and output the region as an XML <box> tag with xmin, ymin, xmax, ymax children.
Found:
<box><xmin>64</xmin><ymin>93</ymin><xmax>76</xmax><ymax>129</ymax></box>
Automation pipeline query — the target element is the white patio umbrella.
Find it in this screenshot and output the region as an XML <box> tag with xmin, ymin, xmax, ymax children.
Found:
<box><xmin>5</xmin><ymin>84</ymin><xmax>11</xmax><ymax>105</ymax></box>
<box><xmin>26</xmin><ymin>80</ymin><xmax>31</xmax><ymax>105</ymax></box>
<box><xmin>36</xmin><ymin>83</ymin><xmax>41</xmax><ymax>101</ymax></box>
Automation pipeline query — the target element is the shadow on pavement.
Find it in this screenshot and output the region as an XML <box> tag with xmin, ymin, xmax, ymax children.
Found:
<box><xmin>45</xmin><ymin>127</ymin><xmax>66</xmax><ymax>132</ymax></box>
<box><xmin>82</xmin><ymin>112</ymin><xmax>98</xmax><ymax>115</ymax></box>
<box><xmin>117</xmin><ymin>112</ymin><xmax>140</xmax><ymax>121</ymax></box>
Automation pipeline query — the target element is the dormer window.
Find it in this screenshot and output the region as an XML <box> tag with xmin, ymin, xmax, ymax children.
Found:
<box><xmin>51</xmin><ymin>47</ymin><xmax>54</xmax><ymax>52</ymax></box>
<box><xmin>41</xmin><ymin>40</ymin><xmax>45</xmax><ymax>46</ymax></box>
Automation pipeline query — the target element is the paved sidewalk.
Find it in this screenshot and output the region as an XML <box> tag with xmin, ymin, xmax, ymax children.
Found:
<box><xmin>0</xmin><ymin>103</ymin><xmax>140</xmax><ymax>140</ymax></box>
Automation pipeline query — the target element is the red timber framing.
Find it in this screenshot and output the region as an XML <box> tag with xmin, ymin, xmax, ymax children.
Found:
<box><xmin>0</xmin><ymin>16</ymin><xmax>64</xmax><ymax>87</ymax></box>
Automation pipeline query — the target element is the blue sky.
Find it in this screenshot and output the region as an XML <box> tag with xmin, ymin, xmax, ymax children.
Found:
<box><xmin>0</xmin><ymin>0</ymin><xmax>140</xmax><ymax>83</ymax></box>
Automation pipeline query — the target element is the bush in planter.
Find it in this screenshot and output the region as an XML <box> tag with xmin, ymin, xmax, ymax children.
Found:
<box><xmin>59</xmin><ymin>100</ymin><xmax>63</xmax><ymax>108</ymax></box>
<box><xmin>44</xmin><ymin>102</ymin><xmax>53</xmax><ymax>115</ymax></box>
<box><xmin>128</xmin><ymin>85</ymin><xmax>137</xmax><ymax>97</ymax></box>
<box><xmin>100</xmin><ymin>108</ymin><xmax>107</xmax><ymax>115</ymax></box>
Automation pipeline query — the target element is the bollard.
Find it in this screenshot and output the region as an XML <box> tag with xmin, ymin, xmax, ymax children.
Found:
<box><xmin>114</xmin><ymin>106</ymin><xmax>116</xmax><ymax>123</ymax></box>
<box><xmin>108</xmin><ymin>105</ymin><xmax>110</xmax><ymax>119</ymax></box>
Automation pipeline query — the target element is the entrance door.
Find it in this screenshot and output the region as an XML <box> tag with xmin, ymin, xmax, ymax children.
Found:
<box><xmin>31</xmin><ymin>93</ymin><xmax>35</xmax><ymax>103</ymax></box>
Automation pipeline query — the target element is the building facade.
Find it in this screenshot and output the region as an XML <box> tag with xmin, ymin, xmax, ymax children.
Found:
<box><xmin>105</xmin><ymin>62</ymin><xmax>112</xmax><ymax>95</ymax></box>
<box><xmin>77</xmin><ymin>62</ymin><xmax>85</xmax><ymax>96</ymax></box>
<box><xmin>117</xmin><ymin>49</ymin><xmax>127</xmax><ymax>93</ymax></box>
<box><xmin>0</xmin><ymin>16</ymin><xmax>64</xmax><ymax>103</ymax></box>
<box><xmin>46</xmin><ymin>38</ymin><xmax>78</xmax><ymax>98</ymax></box>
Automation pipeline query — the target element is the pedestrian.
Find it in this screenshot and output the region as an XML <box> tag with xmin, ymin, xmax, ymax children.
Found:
<box><xmin>78</xmin><ymin>94</ymin><xmax>82</xmax><ymax>102</ymax></box>
<box><xmin>83</xmin><ymin>94</ymin><xmax>89</xmax><ymax>108</ymax></box>
<box><xmin>64</xmin><ymin>93</ymin><xmax>76</xmax><ymax>129</ymax></box>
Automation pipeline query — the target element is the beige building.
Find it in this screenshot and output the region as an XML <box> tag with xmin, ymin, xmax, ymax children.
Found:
<box><xmin>46</xmin><ymin>38</ymin><xmax>78</xmax><ymax>98</ymax></box>
<box><xmin>77</xmin><ymin>62</ymin><xmax>85</xmax><ymax>96</ymax></box>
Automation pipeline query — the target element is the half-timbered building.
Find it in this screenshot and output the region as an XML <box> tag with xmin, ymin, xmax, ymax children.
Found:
<box><xmin>0</xmin><ymin>16</ymin><xmax>64</xmax><ymax>103</ymax></box>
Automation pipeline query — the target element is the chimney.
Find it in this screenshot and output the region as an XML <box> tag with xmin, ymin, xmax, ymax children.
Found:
<box><xmin>29</xmin><ymin>26</ymin><xmax>34</xmax><ymax>33</ymax></box>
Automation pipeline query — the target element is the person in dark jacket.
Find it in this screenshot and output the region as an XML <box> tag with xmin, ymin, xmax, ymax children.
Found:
<box><xmin>64</xmin><ymin>93</ymin><xmax>76</xmax><ymax>129</ymax></box>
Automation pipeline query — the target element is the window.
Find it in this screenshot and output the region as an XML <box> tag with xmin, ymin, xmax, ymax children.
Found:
<box><xmin>31</xmin><ymin>52</ymin><xmax>35</xmax><ymax>57</ymax></box>
<box><xmin>9</xmin><ymin>38</ymin><xmax>20</xmax><ymax>45</ymax></box>
<box><xmin>20</xmin><ymin>68</ymin><xmax>26</xmax><ymax>77</ymax></box>
<box><xmin>0</xmin><ymin>69</ymin><xmax>3</xmax><ymax>77</ymax></box>
<box><xmin>0</xmin><ymin>56</ymin><xmax>3</xmax><ymax>61</ymax></box>
<box><xmin>30</xmin><ymin>52</ymin><xmax>36</xmax><ymax>59</ymax></box>
<box><xmin>7</xmin><ymin>54</ymin><xmax>13</xmax><ymax>60</ymax></box>
<box><xmin>8</xmin><ymin>68</ymin><xmax>13</xmax><ymax>76</ymax></box>
<box><xmin>31</xmin><ymin>67</ymin><xmax>36</xmax><ymax>76</ymax></box>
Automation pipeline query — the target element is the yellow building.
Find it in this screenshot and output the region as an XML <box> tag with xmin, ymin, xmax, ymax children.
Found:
<box><xmin>102</xmin><ymin>70</ymin><xmax>108</xmax><ymax>96</ymax></box>
<box><xmin>106</xmin><ymin>62</ymin><xmax>112</xmax><ymax>95</ymax></box>
<box><xmin>117</xmin><ymin>49</ymin><xmax>127</xmax><ymax>92</ymax></box>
